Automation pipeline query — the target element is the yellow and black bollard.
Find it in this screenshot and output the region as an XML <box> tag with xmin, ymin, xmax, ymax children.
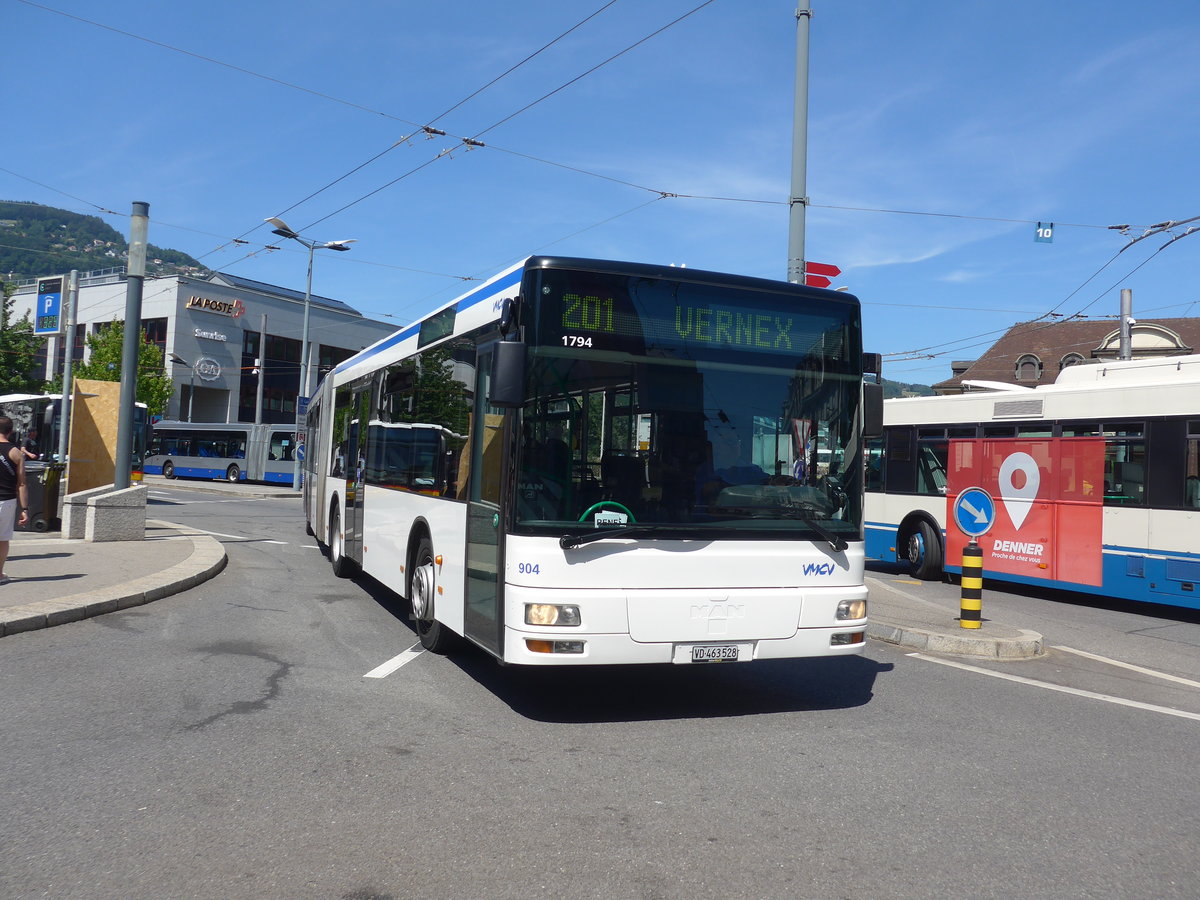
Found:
<box><xmin>960</xmin><ymin>539</ymin><xmax>983</xmax><ymax>629</ymax></box>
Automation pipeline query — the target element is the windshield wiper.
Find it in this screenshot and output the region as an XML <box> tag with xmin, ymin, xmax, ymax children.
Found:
<box><xmin>559</xmin><ymin>525</ymin><xmax>662</xmax><ymax>549</ymax></box>
<box><xmin>791</xmin><ymin>511</ymin><xmax>848</xmax><ymax>553</ymax></box>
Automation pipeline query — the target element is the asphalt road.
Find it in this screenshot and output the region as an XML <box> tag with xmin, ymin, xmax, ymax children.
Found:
<box><xmin>2</xmin><ymin>487</ymin><xmax>1198</xmax><ymax>899</ymax></box>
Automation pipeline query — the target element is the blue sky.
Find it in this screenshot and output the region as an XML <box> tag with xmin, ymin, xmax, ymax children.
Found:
<box><xmin>5</xmin><ymin>0</ymin><xmax>1199</xmax><ymax>385</ymax></box>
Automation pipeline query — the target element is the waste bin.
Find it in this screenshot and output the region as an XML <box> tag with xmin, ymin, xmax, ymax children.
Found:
<box><xmin>16</xmin><ymin>461</ymin><xmax>64</xmax><ymax>532</ymax></box>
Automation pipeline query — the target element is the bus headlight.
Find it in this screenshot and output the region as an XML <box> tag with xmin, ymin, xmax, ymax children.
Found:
<box><xmin>836</xmin><ymin>599</ymin><xmax>867</xmax><ymax>620</ymax></box>
<box><xmin>525</xmin><ymin>603</ymin><xmax>581</xmax><ymax>627</ymax></box>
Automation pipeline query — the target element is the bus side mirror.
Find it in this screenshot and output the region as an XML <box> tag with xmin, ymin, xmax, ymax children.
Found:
<box><xmin>863</xmin><ymin>382</ymin><xmax>883</xmax><ymax>438</ymax></box>
<box><xmin>489</xmin><ymin>341</ymin><xmax>526</xmax><ymax>409</ymax></box>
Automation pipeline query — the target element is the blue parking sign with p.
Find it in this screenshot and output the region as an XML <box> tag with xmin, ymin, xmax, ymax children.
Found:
<box><xmin>35</xmin><ymin>276</ymin><xmax>65</xmax><ymax>335</ymax></box>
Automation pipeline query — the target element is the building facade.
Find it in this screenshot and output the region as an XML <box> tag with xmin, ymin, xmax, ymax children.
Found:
<box><xmin>15</xmin><ymin>269</ymin><xmax>398</xmax><ymax>423</ymax></box>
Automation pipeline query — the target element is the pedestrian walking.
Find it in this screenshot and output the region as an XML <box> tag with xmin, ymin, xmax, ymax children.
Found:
<box><xmin>0</xmin><ymin>416</ymin><xmax>30</xmax><ymax>585</ymax></box>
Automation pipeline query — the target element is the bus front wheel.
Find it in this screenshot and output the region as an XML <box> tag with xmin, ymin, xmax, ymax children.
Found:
<box><xmin>328</xmin><ymin>502</ymin><xmax>355</xmax><ymax>578</ymax></box>
<box><xmin>906</xmin><ymin>520</ymin><xmax>943</xmax><ymax>581</ymax></box>
<box><xmin>409</xmin><ymin>535</ymin><xmax>453</xmax><ymax>654</ymax></box>
<box><xmin>163</xmin><ymin>461</ymin><xmax>175</xmax><ymax>479</ymax></box>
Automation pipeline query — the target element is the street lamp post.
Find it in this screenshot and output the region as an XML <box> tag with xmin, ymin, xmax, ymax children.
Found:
<box><xmin>168</xmin><ymin>353</ymin><xmax>195</xmax><ymax>422</ymax></box>
<box><xmin>264</xmin><ymin>217</ymin><xmax>355</xmax><ymax>488</ymax></box>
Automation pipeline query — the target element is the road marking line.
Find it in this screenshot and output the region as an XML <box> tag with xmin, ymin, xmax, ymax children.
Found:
<box><xmin>1052</xmin><ymin>645</ymin><xmax>1200</xmax><ymax>690</ymax></box>
<box><xmin>185</xmin><ymin>526</ymin><xmax>288</xmax><ymax>544</ymax></box>
<box><xmin>364</xmin><ymin>643</ymin><xmax>424</xmax><ymax>678</ymax></box>
<box><xmin>908</xmin><ymin>652</ymin><xmax>1200</xmax><ymax>723</ymax></box>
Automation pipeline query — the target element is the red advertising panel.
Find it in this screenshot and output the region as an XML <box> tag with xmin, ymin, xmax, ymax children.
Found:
<box><xmin>947</xmin><ymin>438</ymin><xmax>1105</xmax><ymax>586</ymax></box>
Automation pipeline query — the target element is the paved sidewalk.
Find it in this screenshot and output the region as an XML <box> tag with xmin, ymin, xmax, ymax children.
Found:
<box><xmin>0</xmin><ymin>519</ymin><xmax>226</xmax><ymax>637</ymax></box>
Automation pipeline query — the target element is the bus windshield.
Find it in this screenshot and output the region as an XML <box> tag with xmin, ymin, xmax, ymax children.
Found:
<box><xmin>517</xmin><ymin>267</ymin><xmax>864</xmax><ymax>539</ymax></box>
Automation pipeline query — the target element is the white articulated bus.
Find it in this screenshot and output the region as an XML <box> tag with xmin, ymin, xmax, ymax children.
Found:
<box><xmin>865</xmin><ymin>354</ymin><xmax>1200</xmax><ymax>610</ymax></box>
<box><xmin>303</xmin><ymin>256</ymin><xmax>882</xmax><ymax>665</ymax></box>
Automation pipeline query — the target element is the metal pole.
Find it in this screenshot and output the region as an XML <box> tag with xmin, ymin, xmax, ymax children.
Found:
<box><xmin>188</xmin><ymin>368</ymin><xmax>195</xmax><ymax>422</ymax></box>
<box><xmin>1119</xmin><ymin>289</ymin><xmax>1133</xmax><ymax>360</ymax></box>
<box><xmin>57</xmin><ymin>269</ymin><xmax>78</xmax><ymax>465</ymax></box>
<box><xmin>787</xmin><ymin>4</ymin><xmax>813</xmax><ymax>284</ymax></box>
<box><xmin>294</xmin><ymin>244</ymin><xmax>315</xmax><ymax>488</ymax></box>
<box><xmin>114</xmin><ymin>202</ymin><xmax>149</xmax><ymax>490</ymax></box>
<box><xmin>255</xmin><ymin>313</ymin><xmax>266</xmax><ymax>425</ymax></box>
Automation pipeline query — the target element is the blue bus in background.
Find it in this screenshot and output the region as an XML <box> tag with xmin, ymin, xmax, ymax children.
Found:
<box><xmin>144</xmin><ymin>422</ymin><xmax>297</xmax><ymax>485</ymax></box>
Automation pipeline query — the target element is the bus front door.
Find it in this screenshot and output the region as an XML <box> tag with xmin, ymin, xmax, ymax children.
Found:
<box><xmin>464</xmin><ymin>347</ymin><xmax>505</xmax><ymax>655</ymax></box>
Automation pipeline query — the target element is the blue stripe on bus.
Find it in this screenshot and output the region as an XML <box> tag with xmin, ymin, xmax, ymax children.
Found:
<box><xmin>331</xmin><ymin>265</ymin><xmax>524</xmax><ymax>377</ymax></box>
<box><xmin>866</xmin><ymin>520</ymin><xmax>1199</xmax><ymax>608</ymax></box>
<box><xmin>1103</xmin><ymin>542</ymin><xmax>1200</xmax><ymax>562</ymax></box>
<box><xmin>940</xmin><ymin>548</ymin><xmax>1200</xmax><ymax>610</ymax></box>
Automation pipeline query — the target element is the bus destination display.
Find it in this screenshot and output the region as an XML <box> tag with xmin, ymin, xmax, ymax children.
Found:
<box><xmin>545</xmin><ymin>274</ymin><xmax>844</xmax><ymax>360</ymax></box>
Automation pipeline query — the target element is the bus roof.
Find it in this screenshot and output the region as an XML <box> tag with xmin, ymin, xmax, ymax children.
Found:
<box><xmin>326</xmin><ymin>255</ymin><xmax>862</xmax><ymax>389</ymax></box>
<box><xmin>886</xmin><ymin>353</ymin><xmax>1200</xmax><ymax>426</ymax></box>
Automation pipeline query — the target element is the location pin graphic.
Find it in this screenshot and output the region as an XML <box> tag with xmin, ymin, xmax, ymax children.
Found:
<box><xmin>998</xmin><ymin>452</ymin><xmax>1040</xmax><ymax>529</ymax></box>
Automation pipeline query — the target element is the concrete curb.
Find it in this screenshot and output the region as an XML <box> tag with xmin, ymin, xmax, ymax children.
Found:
<box><xmin>0</xmin><ymin>520</ymin><xmax>227</xmax><ymax>638</ymax></box>
<box><xmin>867</xmin><ymin>619</ymin><xmax>1045</xmax><ymax>660</ymax></box>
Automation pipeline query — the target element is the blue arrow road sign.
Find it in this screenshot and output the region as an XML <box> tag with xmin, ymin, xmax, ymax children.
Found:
<box><xmin>953</xmin><ymin>487</ymin><xmax>996</xmax><ymax>538</ymax></box>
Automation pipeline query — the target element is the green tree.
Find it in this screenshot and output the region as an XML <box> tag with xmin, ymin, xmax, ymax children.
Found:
<box><xmin>63</xmin><ymin>319</ymin><xmax>174</xmax><ymax>416</ymax></box>
<box><xmin>0</xmin><ymin>280</ymin><xmax>47</xmax><ymax>394</ymax></box>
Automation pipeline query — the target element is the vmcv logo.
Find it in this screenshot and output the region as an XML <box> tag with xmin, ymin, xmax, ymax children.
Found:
<box><xmin>803</xmin><ymin>562</ymin><xmax>837</xmax><ymax>576</ymax></box>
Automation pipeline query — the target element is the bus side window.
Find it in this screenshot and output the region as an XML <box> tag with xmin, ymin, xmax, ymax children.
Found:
<box><xmin>916</xmin><ymin>434</ymin><xmax>948</xmax><ymax>496</ymax></box>
<box><xmin>1187</xmin><ymin>422</ymin><xmax>1200</xmax><ymax>508</ymax></box>
<box><xmin>1102</xmin><ymin>424</ymin><xmax>1146</xmax><ymax>506</ymax></box>
<box><xmin>865</xmin><ymin>437</ymin><xmax>884</xmax><ymax>492</ymax></box>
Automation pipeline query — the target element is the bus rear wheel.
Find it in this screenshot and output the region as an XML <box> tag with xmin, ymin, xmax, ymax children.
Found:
<box><xmin>226</xmin><ymin>464</ymin><xmax>240</xmax><ymax>483</ymax></box>
<box><xmin>163</xmin><ymin>461</ymin><xmax>175</xmax><ymax>479</ymax></box>
<box><xmin>409</xmin><ymin>535</ymin><xmax>453</xmax><ymax>654</ymax></box>
<box><xmin>906</xmin><ymin>520</ymin><xmax>943</xmax><ymax>581</ymax></box>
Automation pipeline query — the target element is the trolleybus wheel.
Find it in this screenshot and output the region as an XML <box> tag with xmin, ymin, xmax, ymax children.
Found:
<box><xmin>906</xmin><ymin>520</ymin><xmax>943</xmax><ymax>581</ymax></box>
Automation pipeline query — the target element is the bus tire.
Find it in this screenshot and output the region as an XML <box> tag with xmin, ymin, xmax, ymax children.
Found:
<box><xmin>906</xmin><ymin>520</ymin><xmax>943</xmax><ymax>581</ymax></box>
<box><xmin>163</xmin><ymin>461</ymin><xmax>175</xmax><ymax>479</ymax></box>
<box><xmin>328</xmin><ymin>502</ymin><xmax>356</xmax><ymax>578</ymax></box>
<box><xmin>410</xmin><ymin>535</ymin><xmax>453</xmax><ymax>654</ymax></box>
<box><xmin>226</xmin><ymin>464</ymin><xmax>240</xmax><ymax>483</ymax></box>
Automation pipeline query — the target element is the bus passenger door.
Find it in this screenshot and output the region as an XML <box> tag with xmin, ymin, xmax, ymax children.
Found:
<box><xmin>343</xmin><ymin>386</ymin><xmax>370</xmax><ymax>567</ymax></box>
<box><xmin>464</xmin><ymin>346</ymin><xmax>505</xmax><ymax>655</ymax></box>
